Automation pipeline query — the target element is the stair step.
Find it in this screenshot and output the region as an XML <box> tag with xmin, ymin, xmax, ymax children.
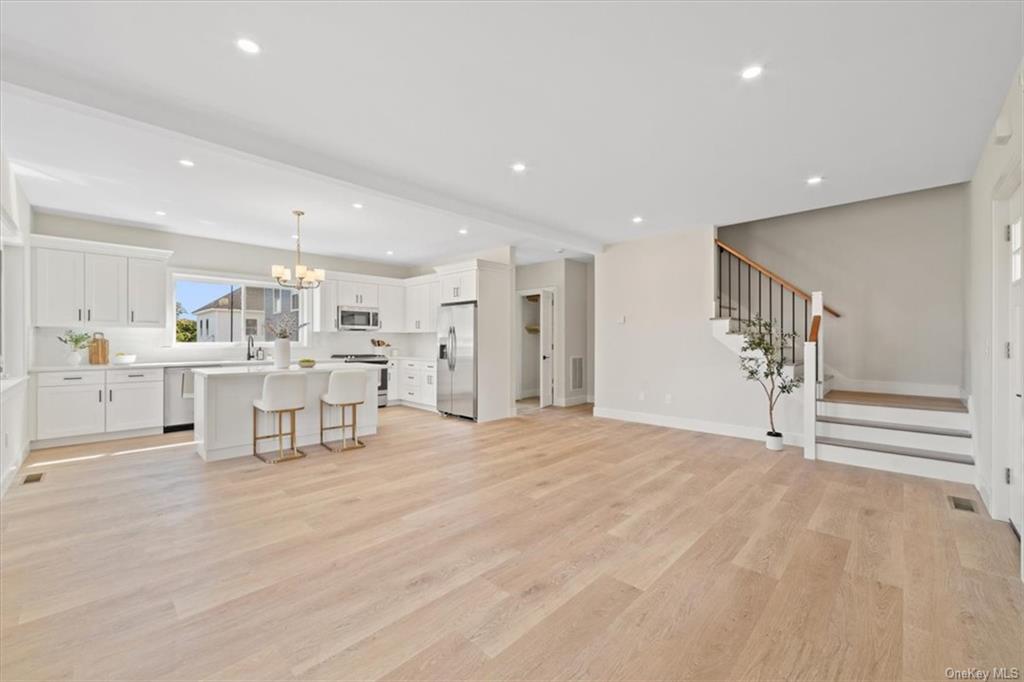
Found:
<box><xmin>816</xmin><ymin>415</ymin><xmax>970</xmax><ymax>438</ymax></box>
<box><xmin>821</xmin><ymin>390</ymin><xmax>967</xmax><ymax>413</ymax></box>
<box><xmin>816</xmin><ymin>436</ymin><xmax>973</xmax><ymax>465</ymax></box>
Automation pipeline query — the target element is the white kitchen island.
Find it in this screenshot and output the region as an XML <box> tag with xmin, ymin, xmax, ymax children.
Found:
<box><xmin>192</xmin><ymin>362</ymin><xmax>381</xmax><ymax>462</ymax></box>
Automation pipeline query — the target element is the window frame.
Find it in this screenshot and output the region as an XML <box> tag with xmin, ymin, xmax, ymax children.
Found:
<box><xmin>170</xmin><ymin>270</ymin><xmax>310</xmax><ymax>348</ymax></box>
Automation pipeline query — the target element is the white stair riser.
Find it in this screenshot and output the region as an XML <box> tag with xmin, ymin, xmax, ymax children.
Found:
<box><xmin>817</xmin><ymin>444</ymin><xmax>974</xmax><ymax>484</ymax></box>
<box><xmin>817</xmin><ymin>401</ymin><xmax>970</xmax><ymax>431</ymax></box>
<box><xmin>816</xmin><ymin>422</ymin><xmax>972</xmax><ymax>456</ymax></box>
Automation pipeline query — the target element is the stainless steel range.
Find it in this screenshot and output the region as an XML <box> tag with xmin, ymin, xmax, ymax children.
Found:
<box><xmin>331</xmin><ymin>354</ymin><xmax>389</xmax><ymax>407</ymax></box>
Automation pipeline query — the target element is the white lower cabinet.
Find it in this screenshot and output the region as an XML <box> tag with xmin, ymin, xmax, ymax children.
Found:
<box><xmin>395</xmin><ymin>360</ymin><xmax>436</xmax><ymax>408</ymax></box>
<box><xmin>36</xmin><ymin>382</ymin><xmax>106</xmax><ymax>440</ymax></box>
<box><xmin>106</xmin><ymin>382</ymin><xmax>164</xmax><ymax>432</ymax></box>
<box><xmin>35</xmin><ymin>370</ymin><xmax>164</xmax><ymax>441</ymax></box>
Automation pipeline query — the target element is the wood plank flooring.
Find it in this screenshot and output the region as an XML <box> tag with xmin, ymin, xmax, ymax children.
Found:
<box><xmin>1</xmin><ymin>405</ymin><xmax>1020</xmax><ymax>681</ymax></box>
<box><xmin>823</xmin><ymin>390</ymin><xmax>968</xmax><ymax>413</ymax></box>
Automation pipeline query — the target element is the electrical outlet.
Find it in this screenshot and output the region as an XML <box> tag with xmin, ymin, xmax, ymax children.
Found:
<box><xmin>638</xmin><ymin>391</ymin><xmax>645</xmax><ymax>402</ymax></box>
<box><xmin>664</xmin><ymin>393</ymin><xmax>672</xmax><ymax>404</ymax></box>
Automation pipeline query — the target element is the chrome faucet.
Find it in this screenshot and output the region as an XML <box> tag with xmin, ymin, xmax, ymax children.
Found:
<box><xmin>246</xmin><ymin>334</ymin><xmax>256</xmax><ymax>361</ymax></box>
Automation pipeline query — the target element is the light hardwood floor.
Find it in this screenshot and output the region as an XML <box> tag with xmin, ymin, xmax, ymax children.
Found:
<box><xmin>1</xmin><ymin>405</ymin><xmax>1021</xmax><ymax>681</ymax></box>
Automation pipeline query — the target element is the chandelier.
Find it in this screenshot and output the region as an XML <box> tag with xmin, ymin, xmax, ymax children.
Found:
<box><xmin>272</xmin><ymin>209</ymin><xmax>325</xmax><ymax>290</ymax></box>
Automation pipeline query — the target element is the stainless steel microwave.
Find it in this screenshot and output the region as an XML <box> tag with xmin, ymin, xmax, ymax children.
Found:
<box><xmin>338</xmin><ymin>306</ymin><xmax>380</xmax><ymax>330</ymax></box>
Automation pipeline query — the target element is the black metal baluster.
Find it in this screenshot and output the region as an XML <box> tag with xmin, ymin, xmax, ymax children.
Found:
<box><xmin>718</xmin><ymin>247</ymin><xmax>723</xmax><ymax>318</ymax></box>
<box><xmin>728</xmin><ymin>253</ymin><xmax>732</xmax><ymax>322</ymax></box>
<box><xmin>804</xmin><ymin>299</ymin><xmax>808</xmax><ymax>339</ymax></box>
<box><xmin>758</xmin><ymin>271</ymin><xmax>762</xmax><ymax>321</ymax></box>
<box><xmin>747</xmin><ymin>263</ymin><xmax>751</xmax><ymax>325</ymax></box>
<box><xmin>791</xmin><ymin>291</ymin><xmax>796</xmax><ymax>364</ymax></box>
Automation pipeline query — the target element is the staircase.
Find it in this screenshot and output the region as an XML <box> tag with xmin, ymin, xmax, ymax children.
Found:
<box><xmin>712</xmin><ymin>238</ymin><xmax>974</xmax><ymax>484</ymax></box>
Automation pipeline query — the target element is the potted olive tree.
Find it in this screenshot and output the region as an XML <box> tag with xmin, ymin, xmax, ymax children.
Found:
<box><xmin>739</xmin><ymin>316</ymin><xmax>803</xmax><ymax>450</ymax></box>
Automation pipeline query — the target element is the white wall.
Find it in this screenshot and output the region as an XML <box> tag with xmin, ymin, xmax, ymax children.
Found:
<box><xmin>965</xmin><ymin>64</ymin><xmax>1023</xmax><ymax>518</ymax></box>
<box><xmin>594</xmin><ymin>226</ymin><xmax>801</xmax><ymax>443</ymax></box>
<box><xmin>0</xmin><ymin>155</ymin><xmax>33</xmax><ymax>496</ymax></box>
<box><xmin>718</xmin><ymin>183</ymin><xmax>968</xmax><ymax>396</ymax></box>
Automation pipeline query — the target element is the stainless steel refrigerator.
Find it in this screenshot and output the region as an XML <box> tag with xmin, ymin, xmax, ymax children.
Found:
<box><xmin>437</xmin><ymin>301</ymin><xmax>477</xmax><ymax>419</ymax></box>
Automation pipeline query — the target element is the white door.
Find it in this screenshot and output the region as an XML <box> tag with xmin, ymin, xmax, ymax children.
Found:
<box><xmin>34</xmin><ymin>248</ymin><xmax>85</xmax><ymax>326</ymax></box>
<box><xmin>1007</xmin><ymin>184</ymin><xmax>1023</xmax><ymax>536</ymax></box>
<box><xmin>128</xmin><ymin>258</ymin><xmax>166</xmax><ymax>326</ymax></box>
<box><xmin>36</xmin><ymin>385</ymin><xmax>106</xmax><ymax>439</ymax></box>
<box><xmin>539</xmin><ymin>289</ymin><xmax>555</xmax><ymax>408</ymax></box>
<box><xmin>106</xmin><ymin>382</ymin><xmax>164</xmax><ymax>432</ymax></box>
<box><xmin>84</xmin><ymin>253</ymin><xmax>128</xmax><ymax>325</ymax></box>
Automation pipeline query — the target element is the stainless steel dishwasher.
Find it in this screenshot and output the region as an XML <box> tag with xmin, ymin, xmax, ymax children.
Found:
<box><xmin>164</xmin><ymin>366</ymin><xmax>216</xmax><ymax>431</ymax></box>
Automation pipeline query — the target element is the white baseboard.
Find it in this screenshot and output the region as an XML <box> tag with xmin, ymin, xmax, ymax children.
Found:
<box><xmin>828</xmin><ymin>374</ymin><xmax>961</xmax><ymax>399</ymax></box>
<box><xmin>593</xmin><ymin>406</ymin><xmax>803</xmax><ymax>446</ymax></box>
<box><xmin>560</xmin><ymin>394</ymin><xmax>590</xmax><ymax>407</ymax></box>
<box><xmin>517</xmin><ymin>388</ymin><xmax>539</xmax><ymax>400</ymax></box>
<box><xmin>31</xmin><ymin>426</ymin><xmax>166</xmax><ymax>451</ymax></box>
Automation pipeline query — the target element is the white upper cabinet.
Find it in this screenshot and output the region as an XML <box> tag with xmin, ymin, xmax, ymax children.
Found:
<box><xmin>127</xmin><ymin>258</ymin><xmax>167</xmax><ymax>327</ymax></box>
<box><xmin>32</xmin><ymin>236</ymin><xmax>171</xmax><ymax>329</ymax></box>
<box><xmin>84</xmin><ymin>253</ymin><xmax>128</xmax><ymax>326</ymax></box>
<box><xmin>404</xmin><ymin>280</ymin><xmax>440</xmax><ymax>332</ymax></box>
<box><xmin>34</xmin><ymin>248</ymin><xmax>86</xmax><ymax>327</ymax></box>
<box><xmin>440</xmin><ymin>270</ymin><xmax>477</xmax><ymax>304</ymax></box>
<box><xmin>337</xmin><ymin>280</ymin><xmax>378</xmax><ymax>307</ymax></box>
<box><xmin>378</xmin><ymin>284</ymin><xmax>405</xmax><ymax>333</ymax></box>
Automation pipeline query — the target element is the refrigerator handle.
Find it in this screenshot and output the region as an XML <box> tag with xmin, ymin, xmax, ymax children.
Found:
<box><xmin>449</xmin><ymin>325</ymin><xmax>456</xmax><ymax>371</ymax></box>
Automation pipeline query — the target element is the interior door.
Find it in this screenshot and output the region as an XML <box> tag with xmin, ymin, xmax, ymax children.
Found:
<box><xmin>1008</xmin><ymin>184</ymin><xmax>1022</xmax><ymax>536</ymax></box>
<box><xmin>84</xmin><ymin>253</ymin><xmax>127</xmax><ymax>325</ymax></box>
<box><xmin>539</xmin><ymin>289</ymin><xmax>554</xmax><ymax>408</ymax></box>
<box><xmin>450</xmin><ymin>303</ymin><xmax>476</xmax><ymax>419</ymax></box>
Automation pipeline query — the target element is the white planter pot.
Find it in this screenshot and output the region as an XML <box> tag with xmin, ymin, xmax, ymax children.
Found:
<box><xmin>765</xmin><ymin>432</ymin><xmax>784</xmax><ymax>451</ymax></box>
<box><xmin>273</xmin><ymin>338</ymin><xmax>291</xmax><ymax>369</ymax></box>
<box><xmin>66</xmin><ymin>351</ymin><xmax>83</xmax><ymax>366</ymax></box>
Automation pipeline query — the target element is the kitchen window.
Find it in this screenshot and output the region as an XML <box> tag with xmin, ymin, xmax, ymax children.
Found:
<box><xmin>174</xmin><ymin>275</ymin><xmax>307</xmax><ymax>344</ymax></box>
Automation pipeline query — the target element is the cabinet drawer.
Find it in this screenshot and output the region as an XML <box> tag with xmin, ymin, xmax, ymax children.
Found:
<box><xmin>402</xmin><ymin>386</ymin><xmax>422</xmax><ymax>403</ymax></box>
<box><xmin>402</xmin><ymin>371</ymin><xmax>422</xmax><ymax>387</ymax></box>
<box><xmin>36</xmin><ymin>371</ymin><xmax>105</xmax><ymax>387</ymax></box>
<box><xmin>107</xmin><ymin>368</ymin><xmax>164</xmax><ymax>384</ymax></box>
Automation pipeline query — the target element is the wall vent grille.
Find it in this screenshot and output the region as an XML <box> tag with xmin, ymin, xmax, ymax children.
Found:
<box><xmin>571</xmin><ymin>357</ymin><xmax>585</xmax><ymax>391</ymax></box>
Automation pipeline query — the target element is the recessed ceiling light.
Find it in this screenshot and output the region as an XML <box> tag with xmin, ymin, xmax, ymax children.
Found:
<box><xmin>178</xmin><ymin>159</ymin><xmax>195</xmax><ymax>167</ymax></box>
<box><xmin>741</xmin><ymin>64</ymin><xmax>764</xmax><ymax>80</ymax></box>
<box><xmin>632</xmin><ymin>216</ymin><xmax>643</xmax><ymax>224</ymax></box>
<box><xmin>511</xmin><ymin>162</ymin><xmax>527</xmax><ymax>174</ymax></box>
<box><xmin>236</xmin><ymin>38</ymin><xmax>261</xmax><ymax>54</ymax></box>
<box><xmin>806</xmin><ymin>175</ymin><xmax>824</xmax><ymax>185</ymax></box>
<box><xmin>458</xmin><ymin>228</ymin><xmax>468</xmax><ymax>235</ymax></box>
<box><xmin>386</xmin><ymin>250</ymin><xmax>394</xmax><ymax>256</ymax></box>
<box><xmin>352</xmin><ymin>203</ymin><xmax>363</xmax><ymax>209</ymax></box>
<box><xmin>154</xmin><ymin>211</ymin><xmax>166</xmax><ymax>216</ymax></box>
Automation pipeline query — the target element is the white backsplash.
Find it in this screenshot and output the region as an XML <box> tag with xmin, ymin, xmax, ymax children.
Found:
<box><xmin>32</xmin><ymin>327</ymin><xmax>437</xmax><ymax>366</ymax></box>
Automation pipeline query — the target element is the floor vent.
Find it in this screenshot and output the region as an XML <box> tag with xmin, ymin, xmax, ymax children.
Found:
<box><xmin>22</xmin><ymin>473</ymin><xmax>43</xmax><ymax>485</ymax></box>
<box><xmin>949</xmin><ymin>495</ymin><xmax>977</xmax><ymax>513</ymax></box>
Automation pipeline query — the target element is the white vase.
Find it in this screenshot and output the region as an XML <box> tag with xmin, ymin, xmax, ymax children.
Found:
<box><xmin>66</xmin><ymin>350</ymin><xmax>83</xmax><ymax>366</ymax></box>
<box><xmin>273</xmin><ymin>338</ymin><xmax>291</xmax><ymax>369</ymax></box>
<box><xmin>765</xmin><ymin>432</ymin><xmax>784</xmax><ymax>451</ymax></box>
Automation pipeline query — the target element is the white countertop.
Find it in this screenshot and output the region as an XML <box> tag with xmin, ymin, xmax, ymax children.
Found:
<box><xmin>391</xmin><ymin>356</ymin><xmax>436</xmax><ymax>362</ymax></box>
<box><xmin>30</xmin><ymin>359</ymin><xmax>275</xmax><ymax>373</ymax></box>
<box><xmin>192</xmin><ymin>362</ymin><xmax>383</xmax><ymax>377</ymax></box>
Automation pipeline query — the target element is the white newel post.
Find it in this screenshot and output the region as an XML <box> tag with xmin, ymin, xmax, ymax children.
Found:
<box><xmin>804</xmin><ymin>291</ymin><xmax>824</xmax><ymax>460</ymax></box>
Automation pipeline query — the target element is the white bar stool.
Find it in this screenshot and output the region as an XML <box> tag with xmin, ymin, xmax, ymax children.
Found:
<box><xmin>253</xmin><ymin>373</ymin><xmax>307</xmax><ymax>464</ymax></box>
<box><xmin>320</xmin><ymin>369</ymin><xmax>366</xmax><ymax>452</ymax></box>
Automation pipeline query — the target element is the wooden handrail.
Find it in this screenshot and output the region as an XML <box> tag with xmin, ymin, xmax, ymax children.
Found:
<box><xmin>808</xmin><ymin>315</ymin><xmax>821</xmax><ymax>343</ymax></box>
<box><xmin>714</xmin><ymin>239</ymin><xmax>841</xmax><ymax>318</ymax></box>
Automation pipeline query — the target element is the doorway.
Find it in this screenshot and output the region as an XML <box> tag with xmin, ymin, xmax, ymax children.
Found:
<box><xmin>1006</xmin><ymin>182</ymin><xmax>1023</xmax><ymax>538</ymax></box>
<box><xmin>516</xmin><ymin>288</ymin><xmax>554</xmax><ymax>415</ymax></box>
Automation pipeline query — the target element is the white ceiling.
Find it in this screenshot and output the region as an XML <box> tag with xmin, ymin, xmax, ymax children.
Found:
<box><xmin>1</xmin><ymin>1</ymin><xmax>1021</xmax><ymax>262</ymax></box>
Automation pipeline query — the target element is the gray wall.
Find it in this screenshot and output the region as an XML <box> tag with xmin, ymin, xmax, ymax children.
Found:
<box><xmin>718</xmin><ymin>183</ymin><xmax>968</xmax><ymax>392</ymax></box>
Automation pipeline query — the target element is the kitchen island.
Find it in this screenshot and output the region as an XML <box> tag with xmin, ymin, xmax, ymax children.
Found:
<box><xmin>192</xmin><ymin>362</ymin><xmax>382</xmax><ymax>461</ymax></box>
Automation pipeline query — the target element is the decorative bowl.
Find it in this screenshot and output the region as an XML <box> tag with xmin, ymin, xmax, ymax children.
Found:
<box><xmin>111</xmin><ymin>354</ymin><xmax>137</xmax><ymax>365</ymax></box>
<box><xmin>298</xmin><ymin>358</ymin><xmax>316</xmax><ymax>368</ymax></box>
